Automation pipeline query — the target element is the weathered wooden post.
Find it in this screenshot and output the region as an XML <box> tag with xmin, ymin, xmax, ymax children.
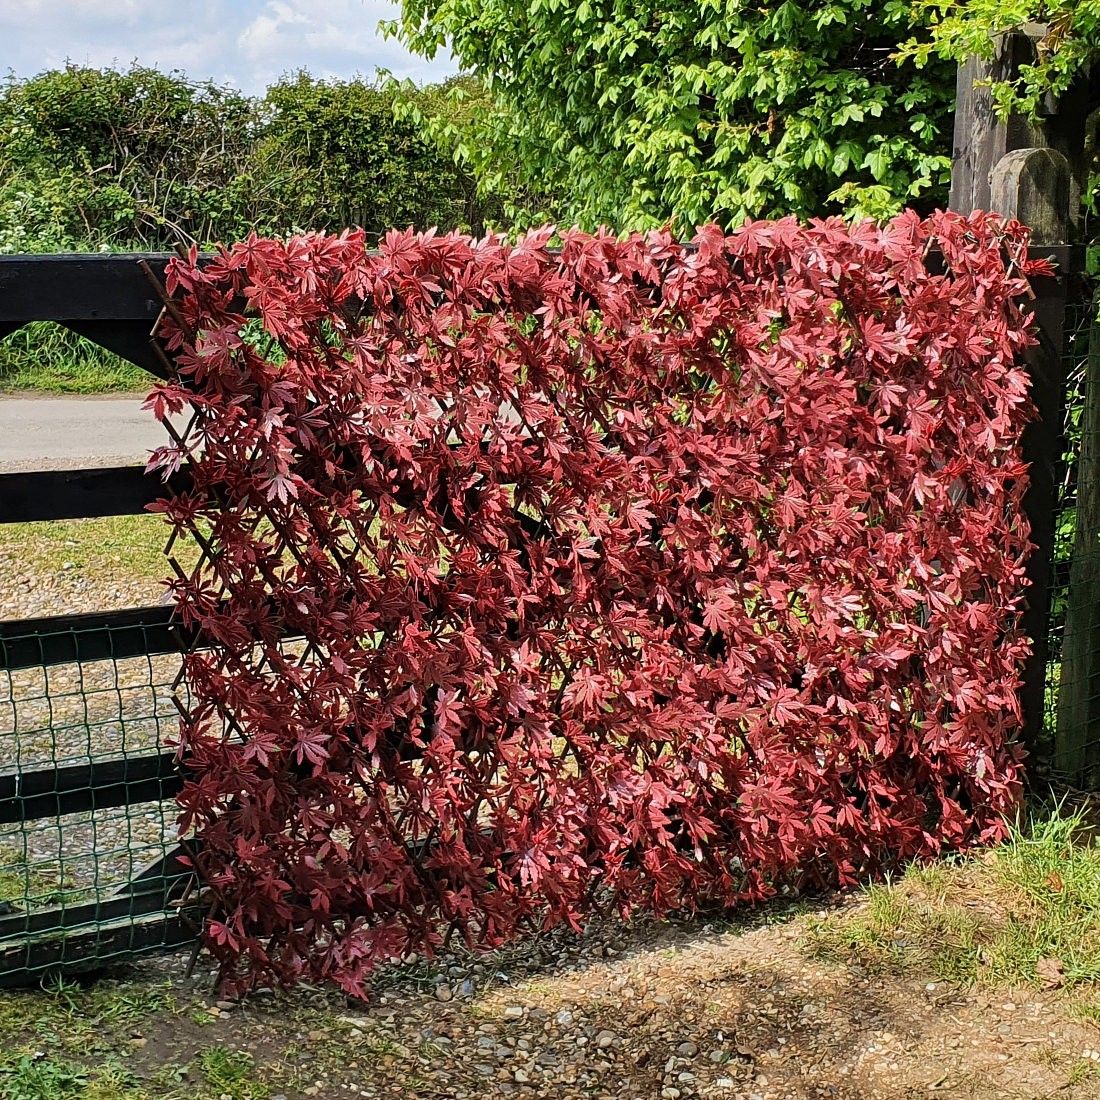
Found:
<box><xmin>950</xmin><ymin>25</ymin><xmax>1091</xmax><ymax>224</ymax></box>
<box><xmin>949</xmin><ymin>28</ymin><xmax>1093</xmax><ymax>783</ymax></box>
<box><xmin>989</xmin><ymin>147</ymin><xmax>1074</xmax><ymax>776</ymax></box>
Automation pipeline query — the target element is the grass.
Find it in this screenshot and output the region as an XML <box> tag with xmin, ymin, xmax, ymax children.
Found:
<box><xmin>804</xmin><ymin>805</ymin><xmax>1100</xmax><ymax>990</ymax></box>
<box><xmin>0</xmin><ymin>324</ymin><xmax>147</xmax><ymax>394</ymax></box>
<box><xmin>0</xmin><ymin>810</ymin><xmax>1098</xmax><ymax>1096</ymax></box>
<box><xmin>0</xmin><ymin>514</ymin><xmax>197</xmax><ymax>586</ymax></box>
<box><xmin>194</xmin><ymin>1048</ymin><xmax>269</xmax><ymax>1100</ymax></box>
<box><xmin>0</xmin><ymin>846</ymin><xmax>83</xmax><ymax>911</ymax></box>
<box><xmin>0</xmin><ymin>976</ymin><xmax>278</xmax><ymax>1099</ymax></box>
<box><xmin>0</xmin><ymin>975</ymin><xmax>174</xmax><ymax>1055</ymax></box>
<box><xmin>0</xmin><ymin>1054</ymin><xmax>91</xmax><ymax>1100</ymax></box>
<box><xmin>0</xmin><ymin>977</ymin><xmax>171</xmax><ymax>1099</ymax></box>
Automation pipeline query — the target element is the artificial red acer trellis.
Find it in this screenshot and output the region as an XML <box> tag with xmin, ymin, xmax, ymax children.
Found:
<box><xmin>148</xmin><ymin>211</ymin><xmax>1043</xmax><ymax>997</ymax></box>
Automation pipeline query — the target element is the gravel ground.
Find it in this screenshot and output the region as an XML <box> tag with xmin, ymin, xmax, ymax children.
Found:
<box><xmin>102</xmin><ymin>906</ymin><xmax>1100</xmax><ymax>1100</ymax></box>
<box><xmin>0</xmin><ymin>526</ymin><xmax>182</xmax><ymax>902</ymax></box>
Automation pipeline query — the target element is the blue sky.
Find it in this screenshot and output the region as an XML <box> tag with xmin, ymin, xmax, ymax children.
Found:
<box><xmin>0</xmin><ymin>1</ymin><xmax>457</xmax><ymax>92</ymax></box>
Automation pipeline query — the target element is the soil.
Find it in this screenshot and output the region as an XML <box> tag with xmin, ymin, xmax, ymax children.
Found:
<box><xmin>111</xmin><ymin>902</ymin><xmax>1100</xmax><ymax>1100</ymax></box>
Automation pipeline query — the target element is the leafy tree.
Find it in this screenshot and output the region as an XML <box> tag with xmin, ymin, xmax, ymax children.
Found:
<box><xmin>0</xmin><ymin>65</ymin><xmax>505</xmax><ymax>255</ymax></box>
<box><xmin>259</xmin><ymin>73</ymin><xmax>504</xmax><ymax>237</ymax></box>
<box><xmin>0</xmin><ymin>65</ymin><xmax>263</xmax><ymax>250</ymax></box>
<box><xmin>903</xmin><ymin>2</ymin><xmax>1100</xmax><ymax>119</ymax></box>
<box><xmin>388</xmin><ymin>0</ymin><xmax>957</xmax><ymax>231</ymax></box>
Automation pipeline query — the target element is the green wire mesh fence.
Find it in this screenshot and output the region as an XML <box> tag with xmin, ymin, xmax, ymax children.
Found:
<box><xmin>1043</xmin><ymin>273</ymin><xmax>1100</xmax><ymax>789</ymax></box>
<box><xmin>0</xmin><ymin>611</ymin><xmax>198</xmax><ymax>985</ymax></box>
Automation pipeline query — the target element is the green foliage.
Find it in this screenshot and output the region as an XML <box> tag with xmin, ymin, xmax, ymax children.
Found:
<box><xmin>0</xmin><ymin>978</ymin><xmax>172</xmax><ymax>1099</ymax></box>
<box><xmin>904</xmin><ymin>2</ymin><xmax>1100</xmax><ymax>119</ymax></box>
<box><xmin>0</xmin><ymin>64</ymin><xmax>497</xmax><ymax>254</ymax></box>
<box><xmin>0</xmin><ymin>65</ymin><xmax>262</xmax><ymax>250</ymax></box>
<box><xmin>388</xmin><ymin>0</ymin><xmax>957</xmax><ymax>230</ymax></box>
<box><xmin>261</xmin><ymin>73</ymin><xmax>502</xmax><ymax>236</ymax></box>
<box><xmin>0</xmin><ymin>1054</ymin><xmax>90</xmax><ymax>1100</ymax></box>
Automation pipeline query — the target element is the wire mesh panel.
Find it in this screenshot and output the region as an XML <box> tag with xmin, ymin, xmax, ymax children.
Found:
<box><xmin>1041</xmin><ymin>274</ymin><xmax>1100</xmax><ymax>788</ymax></box>
<box><xmin>0</xmin><ymin>251</ymin><xmax>207</xmax><ymax>983</ymax></box>
<box><xmin>0</xmin><ymin>614</ymin><xmax>197</xmax><ymax>985</ymax></box>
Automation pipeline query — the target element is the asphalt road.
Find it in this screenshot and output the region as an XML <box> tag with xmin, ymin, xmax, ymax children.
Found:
<box><xmin>0</xmin><ymin>394</ymin><xmax>179</xmax><ymax>472</ymax></box>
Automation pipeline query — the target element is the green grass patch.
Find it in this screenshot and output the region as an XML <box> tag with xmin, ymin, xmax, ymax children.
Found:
<box><xmin>0</xmin><ymin>324</ymin><xmax>148</xmax><ymax>394</ymax></box>
<box><xmin>0</xmin><ymin>1053</ymin><xmax>92</xmax><ymax>1100</ymax></box>
<box><xmin>0</xmin><ymin>846</ymin><xmax>83</xmax><ymax>910</ymax></box>
<box><xmin>0</xmin><ymin>977</ymin><xmax>174</xmax><ymax>1098</ymax></box>
<box><xmin>195</xmin><ymin>1048</ymin><xmax>269</xmax><ymax>1100</ymax></box>
<box><xmin>0</xmin><ymin>975</ymin><xmax>175</xmax><ymax>1056</ymax></box>
<box><xmin>804</xmin><ymin>807</ymin><xmax>1100</xmax><ymax>989</ymax></box>
<box><xmin>0</xmin><ymin>514</ymin><xmax>197</xmax><ymax>586</ymax></box>
<box><xmin>0</xmin><ymin>977</ymin><xmax>284</xmax><ymax>1099</ymax></box>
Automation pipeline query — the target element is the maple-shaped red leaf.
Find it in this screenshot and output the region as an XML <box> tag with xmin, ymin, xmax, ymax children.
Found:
<box><xmin>151</xmin><ymin>210</ymin><xmax>1036</xmax><ymax>998</ymax></box>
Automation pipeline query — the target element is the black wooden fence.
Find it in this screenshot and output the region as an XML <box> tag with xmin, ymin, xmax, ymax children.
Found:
<box><xmin>0</xmin><ymin>255</ymin><xmax>202</xmax><ymax>986</ymax></box>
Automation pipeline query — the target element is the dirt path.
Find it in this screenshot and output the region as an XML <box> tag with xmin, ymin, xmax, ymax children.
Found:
<box><xmin>12</xmin><ymin>901</ymin><xmax>1092</xmax><ymax>1100</ymax></box>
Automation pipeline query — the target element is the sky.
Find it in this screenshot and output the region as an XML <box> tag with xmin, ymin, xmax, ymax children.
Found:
<box><xmin>0</xmin><ymin>0</ymin><xmax>457</xmax><ymax>93</ymax></box>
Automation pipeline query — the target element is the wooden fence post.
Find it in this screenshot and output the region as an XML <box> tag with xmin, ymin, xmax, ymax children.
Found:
<box><xmin>950</xmin><ymin>26</ymin><xmax>1093</xmax><ymax>223</ymax></box>
<box><xmin>989</xmin><ymin>149</ymin><xmax>1073</xmax><ymax>773</ymax></box>
<box><xmin>949</xmin><ymin>31</ymin><xmax>1086</xmax><ymax>778</ymax></box>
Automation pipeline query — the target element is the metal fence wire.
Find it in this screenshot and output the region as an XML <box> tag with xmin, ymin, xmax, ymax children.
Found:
<box><xmin>1041</xmin><ymin>271</ymin><xmax>1100</xmax><ymax>790</ymax></box>
<box><xmin>0</xmin><ymin>614</ymin><xmax>196</xmax><ymax>985</ymax></box>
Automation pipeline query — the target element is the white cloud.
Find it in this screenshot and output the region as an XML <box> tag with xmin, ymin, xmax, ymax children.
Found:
<box><xmin>237</xmin><ymin>0</ymin><xmax>455</xmax><ymax>86</ymax></box>
<box><xmin>0</xmin><ymin>1</ymin><xmax>148</xmax><ymax>24</ymax></box>
<box><xmin>0</xmin><ymin>0</ymin><xmax>455</xmax><ymax>92</ymax></box>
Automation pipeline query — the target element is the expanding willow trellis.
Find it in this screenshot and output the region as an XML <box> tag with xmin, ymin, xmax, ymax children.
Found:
<box><xmin>0</xmin><ymin>225</ymin><xmax>1092</xmax><ymax>988</ymax></box>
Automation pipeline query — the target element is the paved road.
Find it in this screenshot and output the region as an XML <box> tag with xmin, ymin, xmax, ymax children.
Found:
<box><xmin>0</xmin><ymin>394</ymin><xmax>180</xmax><ymax>472</ymax></box>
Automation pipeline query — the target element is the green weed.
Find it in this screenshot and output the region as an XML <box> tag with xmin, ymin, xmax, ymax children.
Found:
<box><xmin>0</xmin><ymin>975</ymin><xmax>175</xmax><ymax>1059</ymax></box>
<box><xmin>804</xmin><ymin>805</ymin><xmax>1100</xmax><ymax>989</ymax></box>
<box><xmin>196</xmin><ymin>1047</ymin><xmax>270</xmax><ymax>1100</ymax></box>
<box><xmin>0</xmin><ymin>324</ymin><xmax>147</xmax><ymax>395</ymax></box>
<box><xmin>0</xmin><ymin>1054</ymin><xmax>89</xmax><ymax>1100</ymax></box>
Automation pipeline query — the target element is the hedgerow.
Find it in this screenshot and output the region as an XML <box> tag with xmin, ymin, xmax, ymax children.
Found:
<box><xmin>149</xmin><ymin>211</ymin><xmax>1042</xmax><ymax>997</ymax></box>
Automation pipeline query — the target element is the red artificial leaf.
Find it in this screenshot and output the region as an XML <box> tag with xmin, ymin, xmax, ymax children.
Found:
<box><xmin>151</xmin><ymin>211</ymin><xmax>1035</xmax><ymax>998</ymax></box>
